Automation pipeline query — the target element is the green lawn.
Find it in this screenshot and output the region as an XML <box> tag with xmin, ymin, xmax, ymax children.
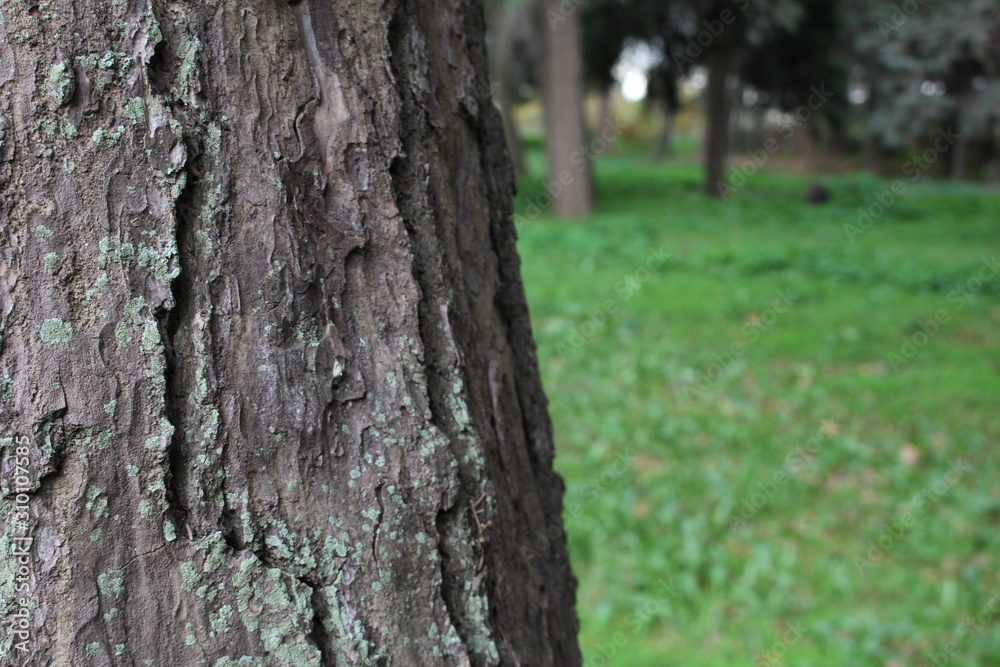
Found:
<box><xmin>515</xmin><ymin>142</ymin><xmax>1000</xmax><ymax>666</ymax></box>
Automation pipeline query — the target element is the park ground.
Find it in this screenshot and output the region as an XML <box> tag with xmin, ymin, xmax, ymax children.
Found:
<box><xmin>515</xmin><ymin>138</ymin><xmax>1000</xmax><ymax>666</ymax></box>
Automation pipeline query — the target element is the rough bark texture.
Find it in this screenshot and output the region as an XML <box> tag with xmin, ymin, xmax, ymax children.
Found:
<box><xmin>535</xmin><ymin>0</ymin><xmax>592</xmax><ymax>219</ymax></box>
<box><xmin>0</xmin><ymin>0</ymin><xmax>580</xmax><ymax>665</ymax></box>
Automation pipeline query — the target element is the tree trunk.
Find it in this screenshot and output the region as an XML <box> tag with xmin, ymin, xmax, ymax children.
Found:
<box><xmin>864</xmin><ymin>133</ymin><xmax>881</xmax><ymax>174</ymax></box>
<box><xmin>728</xmin><ymin>79</ymin><xmax>742</xmax><ymax>154</ymax></box>
<box><xmin>536</xmin><ymin>0</ymin><xmax>593</xmax><ymax>218</ymax></box>
<box><xmin>598</xmin><ymin>87</ymin><xmax>612</xmax><ymax>139</ymax></box>
<box><xmin>751</xmin><ymin>106</ymin><xmax>766</xmax><ymax>150</ymax></box>
<box><xmin>951</xmin><ymin>95</ymin><xmax>970</xmax><ymax>180</ymax></box>
<box><xmin>864</xmin><ymin>93</ymin><xmax>881</xmax><ymax>174</ymax></box>
<box><xmin>652</xmin><ymin>104</ymin><xmax>674</xmax><ymax>163</ymax></box>
<box><xmin>703</xmin><ymin>49</ymin><xmax>732</xmax><ymax>198</ymax></box>
<box><xmin>0</xmin><ymin>0</ymin><xmax>580</xmax><ymax>665</ymax></box>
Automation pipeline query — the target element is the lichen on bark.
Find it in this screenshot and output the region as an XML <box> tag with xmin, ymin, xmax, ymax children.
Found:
<box><xmin>0</xmin><ymin>0</ymin><xmax>579</xmax><ymax>665</ymax></box>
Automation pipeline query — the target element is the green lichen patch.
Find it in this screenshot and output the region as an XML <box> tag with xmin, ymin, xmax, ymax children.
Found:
<box><xmin>40</xmin><ymin>318</ymin><xmax>73</xmax><ymax>343</ymax></box>
<box><xmin>91</xmin><ymin>126</ymin><xmax>125</xmax><ymax>145</ymax></box>
<box><xmin>136</xmin><ymin>241</ymin><xmax>180</xmax><ymax>282</ymax></box>
<box><xmin>43</xmin><ymin>252</ymin><xmax>59</xmax><ymax>273</ymax></box>
<box><xmin>229</xmin><ymin>555</ymin><xmax>321</xmax><ymax>664</ymax></box>
<box><xmin>163</xmin><ymin>521</ymin><xmax>176</xmax><ymax>542</ymax></box>
<box><xmin>115</xmin><ymin>322</ymin><xmax>132</xmax><ymax>349</ymax></box>
<box><xmin>45</xmin><ymin>63</ymin><xmax>75</xmax><ymax>107</ymax></box>
<box><xmin>60</xmin><ymin>119</ymin><xmax>78</xmax><ymax>138</ymax></box>
<box><xmin>99</xmin><ymin>237</ymin><xmax>135</xmax><ymax>266</ymax></box>
<box><xmin>97</xmin><ymin>570</ymin><xmax>124</xmax><ymax>597</ymax></box>
<box><xmin>141</xmin><ymin>320</ymin><xmax>160</xmax><ymax>351</ymax></box>
<box><xmin>177</xmin><ymin>36</ymin><xmax>202</xmax><ymax>103</ymax></box>
<box><xmin>124</xmin><ymin>97</ymin><xmax>146</xmax><ymax>120</ymax></box>
<box><xmin>85</xmin><ymin>641</ymin><xmax>100</xmax><ymax>660</ymax></box>
<box><xmin>85</xmin><ymin>489</ymin><xmax>109</xmax><ymax>519</ymax></box>
<box><xmin>209</xmin><ymin>604</ymin><xmax>234</xmax><ymax>635</ymax></box>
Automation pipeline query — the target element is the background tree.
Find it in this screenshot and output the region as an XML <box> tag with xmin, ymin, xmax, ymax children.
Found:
<box><xmin>842</xmin><ymin>0</ymin><xmax>1000</xmax><ymax>177</ymax></box>
<box><xmin>486</xmin><ymin>0</ymin><xmax>534</xmax><ymax>174</ymax></box>
<box><xmin>581</xmin><ymin>0</ymin><xmax>639</xmax><ymax>129</ymax></box>
<box><xmin>620</xmin><ymin>0</ymin><xmax>809</xmax><ymax>196</ymax></box>
<box><xmin>535</xmin><ymin>0</ymin><xmax>594</xmax><ymax>218</ymax></box>
<box><xmin>739</xmin><ymin>0</ymin><xmax>849</xmax><ymax>155</ymax></box>
<box><xmin>0</xmin><ymin>0</ymin><xmax>580</xmax><ymax>663</ymax></box>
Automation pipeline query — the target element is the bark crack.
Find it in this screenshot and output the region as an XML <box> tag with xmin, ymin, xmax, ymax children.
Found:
<box><xmin>372</xmin><ymin>480</ymin><xmax>385</xmax><ymax>573</ymax></box>
<box><xmin>240</xmin><ymin>539</ymin><xmax>336</xmax><ymax>666</ymax></box>
<box><xmin>302</xmin><ymin>575</ymin><xmax>334</xmax><ymax>667</ymax></box>
<box><xmin>161</xmin><ymin>149</ymin><xmax>199</xmax><ymax>538</ymax></box>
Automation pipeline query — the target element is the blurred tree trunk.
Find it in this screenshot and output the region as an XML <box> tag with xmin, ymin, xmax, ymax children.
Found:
<box><xmin>751</xmin><ymin>106</ymin><xmax>766</xmax><ymax>151</ymax></box>
<box><xmin>536</xmin><ymin>0</ymin><xmax>594</xmax><ymax>218</ymax></box>
<box><xmin>728</xmin><ymin>79</ymin><xmax>742</xmax><ymax>153</ymax></box>
<box><xmin>704</xmin><ymin>49</ymin><xmax>733</xmax><ymax>197</ymax></box>
<box><xmin>493</xmin><ymin>5</ymin><xmax>526</xmax><ymax>175</ymax></box>
<box><xmin>652</xmin><ymin>103</ymin><xmax>675</xmax><ymax>163</ymax></box>
<box><xmin>864</xmin><ymin>94</ymin><xmax>881</xmax><ymax>174</ymax></box>
<box><xmin>864</xmin><ymin>133</ymin><xmax>881</xmax><ymax>173</ymax></box>
<box><xmin>0</xmin><ymin>0</ymin><xmax>580</xmax><ymax>664</ymax></box>
<box><xmin>950</xmin><ymin>94</ymin><xmax>970</xmax><ymax>180</ymax></box>
<box><xmin>598</xmin><ymin>86</ymin><xmax>613</xmax><ymax>136</ymax></box>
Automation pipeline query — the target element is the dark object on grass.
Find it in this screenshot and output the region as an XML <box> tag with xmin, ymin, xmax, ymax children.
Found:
<box><xmin>807</xmin><ymin>183</ymin><xmax>831</xmax><ymax>204</ymax></box>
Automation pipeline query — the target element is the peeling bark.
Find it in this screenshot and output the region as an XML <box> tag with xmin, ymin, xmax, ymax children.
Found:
<box><xmin>0</xmin><ymin>0</ymin><xmax>579</xmax><ymax>665</ymax></box>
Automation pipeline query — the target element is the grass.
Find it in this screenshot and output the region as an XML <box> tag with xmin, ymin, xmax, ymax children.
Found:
<box><xmin>514</xmin><ymin>139</ymin><xmax>1000</xmax><ymax>666</ymax></box>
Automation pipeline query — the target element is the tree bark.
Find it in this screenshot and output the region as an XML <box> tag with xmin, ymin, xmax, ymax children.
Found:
<box><xmin>0</xmin><ymin>0</ymin><xmax>580</xmax><ymax>665</ymax></box>
<box><xmin>703</xmin><ymin>49</ymin><xmax>732</xmax><ymax>198</ymax></box>
<box><xmin>535</xmin><ymin>0</ymin><xmax>593</xmax><ymax>219</ymax></box>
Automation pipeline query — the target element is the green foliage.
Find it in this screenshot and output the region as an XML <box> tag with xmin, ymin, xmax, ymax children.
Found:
<box><xmin>517</xmin><ymin>144</ymin><xmax>1000</xmax><ymax>665</ymax></box>
<box><xmin>848</xmin><ymin>0</ymin><xmax>1000</xmax><ymax>150</ymax></box>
